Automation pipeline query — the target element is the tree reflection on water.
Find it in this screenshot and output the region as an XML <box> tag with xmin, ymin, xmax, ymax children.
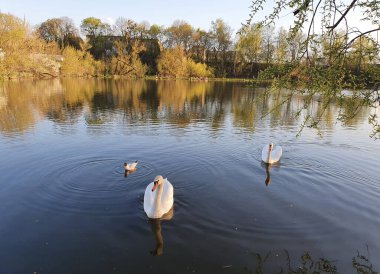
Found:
<box><xmin>0</xmin><ymin>78</ymin><xmax>371</xmax><ymax>136</ymax></box>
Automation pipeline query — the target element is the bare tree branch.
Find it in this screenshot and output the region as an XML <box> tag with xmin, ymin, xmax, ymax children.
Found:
<box><xmin>327</xmin><ymin>0</ymin><xmax>358</xmax><ymax>30</ymax></box>
<box><xmin>345</xmin><ymin>27</ymin><xmax>380</xmax><ymax>49</ymax></box>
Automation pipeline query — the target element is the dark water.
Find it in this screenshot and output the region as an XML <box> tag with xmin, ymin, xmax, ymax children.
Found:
<box><xmin>0</xmin><ymin>79</ymin><xmax>379</xmax><ymax>274</ymax></box>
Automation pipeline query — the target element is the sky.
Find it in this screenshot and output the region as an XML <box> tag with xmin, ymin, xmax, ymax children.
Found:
<box><xmin>1</xmin><ymin>0</ymin><xmax>376</xmax><ymax>38</ymax></box>
<box><xmin>0</xmin><ymin>0</ymin><xmax>281</xmax><ymax>33</ymax></box>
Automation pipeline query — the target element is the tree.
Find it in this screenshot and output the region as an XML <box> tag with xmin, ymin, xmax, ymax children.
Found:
<box><xmin>0</xmin><ymin>13</ymin><xmax>30</xmax><ymax>77</ymax></box>
<box><xmin>60</xmin><ymin>17</ymin><xmax>82</xmax><ymax>49</ymax></box>
<box><xmin>274</xmin><ymin>27</ymin><xmax>288</xmax><ymax>63</ymax></box>
<box><xmin>236</xmin><ymin>23</ymin><xmax>262</xmax><ymax>75</ymax></box>
<box><xmin>166</xmin><ymin>20</ymin><xmax>194</xmax><ymax>52</ymax></box>
<box><xmin>81</xmin><ymin>17</ymin><xmax>111</xmax><ymax>59</ymax></box>
<box><xmin>348</xmin><ymin>36</ymin><xmax>379</xmax><ymax>71</ymax></box>
<box><xmin>149</xmin><ymin>24</ymin><xmax>164</xmax><ymax>41</ymax></box>
<box><xmin>287</xmin><ymin>30</ymin><xmax>305</xmax><ymax>62</ymax></box>
<box><xmin>157</xmin><ymin>46</ymin><xmax>213</xmax><ymax>78</ymax></box>
<box><xmin>321</xmin><ymin>30</ymin><xmax>347</xmax><ymax>65</ymax></box>
<box><xmin>260</xmin><ymin>25</ymin><xmax>275</xmax><ymax>64</ymax></box>
<box><xmin>113</xmin><ymin>17</ymin><xmax>138</xmax><ymax>38</ymax></box>
<box><xmin>0</xmin><ymin>13</ymin><xmax>62</xmax><ymax>78</ymax></box>
<box><xmin>0</xmin><ymin>13</ymin><xmax>27</xmax><ymax>50</ymax></box>
<box><xmin>157</xmin><ymin>47</ymin><xmax>187</xmax><ymax>77</ymax></box>
<box><xmin>37</xmin><ymin>18</ymin><xmax>63</xmax><ymax>43</ymax></box>
<box><xmin>135</xmin><ymin>21</ymin><xmax>150</xmax><ymax>39</ymax></box>
<box><xmin>111</xmin><ymin>40</ymin><xmax>147</xmax><ymax>77</ymax></box>
<box><xmin>246</xmin><ymin>0</ymin><xmax>380</xmax><ymax>138</ymax></box>
<box><xmin>190</xmin><ymin>29</ymin><xmax>213</xmax><ymax>63</ymax></box>
<box><xmin>186</xmin><ymin>58</ymin><xmax>213</xmax><ymax>78</ymax></box>
<box><xmin>61</xmin><ymin>46</ymin><xmax>100</xmax><ymax>77</ymax></box>
<box><xmin>210</xmin><ymin>18</ymin><xmax>233</xmax><ymax>76</ymax></box>
<box><xmin>80</xmin><ymin>17</ymin><xmax>110</xmax><ymax>37</ymax></box>
<box><xmin>210</xmin><ymin>18</ymin><xmax>232</xmax><ymax>52</ymax></box>
<box><xmin>37</xmin><ymin>17</ymin><xmax>81</xmax><ymax>49</ymax></box>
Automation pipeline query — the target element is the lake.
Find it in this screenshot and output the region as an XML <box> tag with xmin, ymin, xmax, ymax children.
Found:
<box><xmin>0</xmin><ymin>79</ymin><xmax>379</xmax><ymax>273</ymax></box>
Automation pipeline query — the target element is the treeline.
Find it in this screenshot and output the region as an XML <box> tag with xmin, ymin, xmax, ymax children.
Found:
<box><xmin>0</xmin><ymin>12</ymin><xmax>379</xmax><ymax>79</ymax></box>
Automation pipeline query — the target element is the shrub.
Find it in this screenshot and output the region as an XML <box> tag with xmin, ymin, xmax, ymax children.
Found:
<box><xmin>110</xmin><ymin>40</ymin><xmax>147</xmax><ymax>77</ymax></box>
<box><xmin>61</xmin><ymin>46</ymin><xmax>100</xmax><ymax>77</ymax></box>
<box><xmin>157</xmin><ymin>47</ymin><xmax>187</xmax><ymax>77</ymax></box>
<box><xmin>186</xmin><ymin>58</ymin><xmax>213</xmax><ymax>78</ymax></box>
<box><xmin>157</xmin><ymin>47</ymin><xmax>213</xmax><ymax>78</ymax></box>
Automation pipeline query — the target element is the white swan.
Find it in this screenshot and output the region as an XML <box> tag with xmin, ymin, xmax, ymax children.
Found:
<box><xmin>262</xmin><ymin>143</ymin><xmax>282</xmax><ymax>164</ymax></box>
<box><xmin>124</xmin><ymin>160</ymin><xmax>138</xmax><ymax>171</ymax></box>
<box><xmin>144</xmin><ymin>175</ymin><xmax>174</xmax><ymax>219</ymax></box>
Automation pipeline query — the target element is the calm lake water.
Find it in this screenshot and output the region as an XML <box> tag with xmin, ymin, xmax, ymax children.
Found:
<box><xmin>0</xmin><ymin>79</ymin><xmax>379</xmax><ymax>273</ymax></box>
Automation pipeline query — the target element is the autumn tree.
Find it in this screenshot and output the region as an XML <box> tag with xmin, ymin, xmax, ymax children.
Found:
<box><xmin>135</xmin><ymin>21</ymin><xmax>150</xmax><ymax>39</ymax></box>
<box><xmin>157</xmin><ymin>46</ymin><xmax>213</xmax><ymax>78</ymax></box>
<box><xmin>113</xmin><ymin>17</ymin><xmax>138</xmax><ymax>38</ymax></box>
<box><xmin>80</xmin><ymin>17</ymin><xmax>112</xmax><ymax>59</ymax></box>
<box><xmin>190</xmin><ymin>29</ymin><xmax>213</xmax><ymax>63</ymax></box>
<box><xmin>348</xmin><ymin>36</ymin><xmax>379</xmax><ymax>71</ymax></box>
<box><xmin>0</xmin><ymin>13</ymin><xmax>30</xmax><ymax>77</ymax></box>
<box><xmin>274</xmin><ymin>27</ymin><xmax>288</xmax><ymax>63</ymax></box>
<box><xmin>210</xmin><ymin>18</ymin><xmax>232</xmax><ymax>76</ymax></box>
<box><xmin>61</xmin><ymin>46</ymin><xmax>100</xmax><ymax>77</ymax></box>
<box><xmin>166</xmin><ymin>20</ymin><xmax>194</xmax><ymax>52</ymax></box>
<box><xmin>236</xmin><ymin>23</ymin><xmax>262</xmax><ymax>75</ymax></box>
<box><xmin>111</xmin><ymin>40</ymin><xmax>147</xmax><ymax>77</ymax></box>
<box><xmin>157</xmin><ymin>47</ymin><xmax>187</xmax><ymax>77</ymax></box>
<box><xmin>186</xmin><ymin>58</ymin><xmax>214</xmax><ymax>78</ymax></box>
<box><xmin>37</xmin><ymin>17</ymin><xmax>82</xmax><ymax>49</ymax></box>
<box><xmin>148</xmin><ymin>24</ymin><xmax>164</xmax><ymax>41</ymax></box>
<box><xmin>260</xmin><ymin>25</ymin><xmax>275</xmax><ymax>64</ymax></box>
<box><xmin>80</xmin><ymin>17</ymin><xmax>111</xmax><ymax>37</ymax></box>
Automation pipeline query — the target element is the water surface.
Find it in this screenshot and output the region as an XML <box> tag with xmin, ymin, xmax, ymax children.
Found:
<box><xmin>0</xmin><ymin>79</ymin><xmax>379</xmax><ymax>273</ymax></box>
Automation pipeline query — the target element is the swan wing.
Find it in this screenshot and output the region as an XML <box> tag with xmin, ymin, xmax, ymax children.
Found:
<box><xmin>161</xmin><ymin>179</ymin><xmax>174</xmax><ymax>214</ymax></box>
<box><xmin>262</xmin><ymin>144</ymin><xmax>282</xmax><ymax>163</ymax></box>
<box><xmin>271</xmin><ymin>146</ymin><xmax>282</xmax><ymax>162</ymax></box>
<box><xmin>261</xmin><ymin>144</ymin><xmax>270</xmax><ymax>163</ymax></box>
<box><xmin>143</xmin><ymin>182</ymin><xmax>155</xmax><ymax>218</ymax></box>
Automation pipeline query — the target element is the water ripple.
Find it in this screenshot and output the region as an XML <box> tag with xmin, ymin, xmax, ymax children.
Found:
<box><xmin>26</xmin><ymin>157</ymin><xmax>154</xmax><ymax>217</ymax></box>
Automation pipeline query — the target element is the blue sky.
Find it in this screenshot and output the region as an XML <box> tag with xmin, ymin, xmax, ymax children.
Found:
<box><xmin>1</xmin><ymin>0</ymin><xmax>266</xmax><ymax>33</ymax></box>
<box><xmin>2</xmin><ymin>0</ymin><xmax>372</xmax><ymax>37</ymax></box>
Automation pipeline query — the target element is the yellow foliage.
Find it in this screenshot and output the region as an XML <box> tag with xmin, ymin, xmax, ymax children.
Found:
<box><xmin>61</xmin><ymin>46</ymin><xmax>100</xmax><ymax>77</ymax></box>
<box><xmin>157</xmin><ymin>47</ymin><xmax>213</xmax><ymax>78</ymax></box>
<box><xmin>0</xmin><ymin>13</ymin><xmax>62</xmax><ymax>78</ymax></box>
<box><xmin>111</xmin><ymin>40</ymin><xmax>147</xmax><ymax>77</ymax></box>
<box><xmin>186</xmin><ymin>58</ymin><xmax>213</xmax><ymax>78</ymax></box>
<box><xmin>157</xmin><ymin>47</ymin><xmax>187</xmax><ymax>77</ymax></box>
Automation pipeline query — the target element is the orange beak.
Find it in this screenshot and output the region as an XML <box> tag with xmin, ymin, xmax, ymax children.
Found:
<box><xmin>151</xmin><ymin>181</ymin><xmax>158</xmax><ymax>192</ymax></box>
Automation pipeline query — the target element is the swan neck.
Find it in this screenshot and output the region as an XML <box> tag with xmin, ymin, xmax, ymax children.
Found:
<box><xmin>267</xmin><ymin>148</ymin><xmax>272</xmax><ymax>163</ymax></box>
<box><xmin>153</xmin><ymin>182</ymin><xmax>164</xmax><ymax>210</ymax></box>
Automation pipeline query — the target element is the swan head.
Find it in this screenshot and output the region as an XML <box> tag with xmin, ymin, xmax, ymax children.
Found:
<box><xmin>269</xmin><ymin>143</ymin><xmax>274</xmax><ymax>151</ymax></box>
<box><xmin>152</xmin><ymin>175</ymin><xmax>164</xmax><ymax>192</ymax></box>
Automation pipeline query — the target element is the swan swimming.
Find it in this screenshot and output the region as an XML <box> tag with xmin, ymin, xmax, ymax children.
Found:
<box><xmin>144</xmin><ymin>175</ymin><xmax>174</xmax><ymax>219</ymax></box>
<box><xmin>124</xmin><ymin>160</ymin><xmax>138</xmax><ymax>171</ymax></box>
<box><xmin>262</xmin><ymin>143</ymin><xmax>282</xmax><ymax>164</ymax></box>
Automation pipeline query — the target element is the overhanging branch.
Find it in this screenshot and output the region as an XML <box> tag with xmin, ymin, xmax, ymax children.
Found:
<box><xmin>327</xmin><ymin>0</ymin><xmax>357</xmax><ymax>31</ymax></box>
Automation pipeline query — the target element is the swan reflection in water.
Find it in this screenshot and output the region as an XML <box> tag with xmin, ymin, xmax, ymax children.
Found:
<box><xmin>124</xmin><ymin>169</ymin><xmax>137</xmax><ymax>178</ymax></box>
<box><xmin>261</xmin><ymin>162</ymin><xmax>281</xmax><ymax>186</ymax></box>
<box><xmin>149</xmin><ymin>206</ymin><xmax>174</xmax><ymax>256</ymax></box>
